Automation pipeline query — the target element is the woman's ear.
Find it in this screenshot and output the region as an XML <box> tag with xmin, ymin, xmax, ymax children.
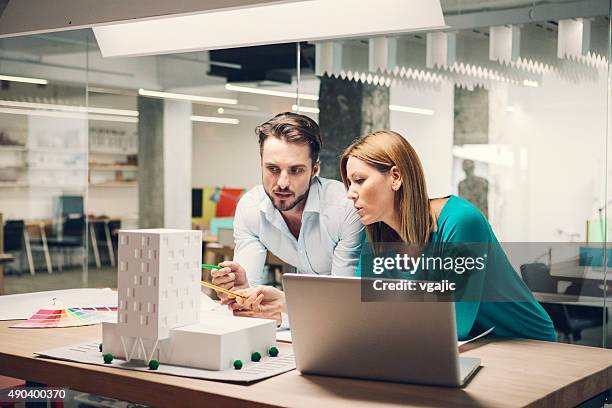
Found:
<box><xmin>313</xmin><ymin>160</ymin><xmax>320</xmax><ymax>176</ymax></box>
<box><xmin>390</xmin><ymin>166</ymin><xmax>402</xmax><ymax>191</ymax></box>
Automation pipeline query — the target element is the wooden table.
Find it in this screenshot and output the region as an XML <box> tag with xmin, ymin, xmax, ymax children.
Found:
<box><xmin>1</xmin><ymin>321</ymin><xmax>612</xmax><ymax>407</ymax></box>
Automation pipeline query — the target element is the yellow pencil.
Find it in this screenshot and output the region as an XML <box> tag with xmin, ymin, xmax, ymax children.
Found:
<box><xmin>201</xmin><ymin>281</ymin><xmax>248</xmax><ymax>299</ymax></box>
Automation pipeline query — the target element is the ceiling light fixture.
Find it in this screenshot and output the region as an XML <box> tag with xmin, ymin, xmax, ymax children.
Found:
<box><xmin>93</xmin><ymin>0</ymin><xmax>444</xmax><ymax>58</ymax></box>
<box><xmin>389</xmin><ymin>104</ymin><xmax>434</xmax><ymax>115</ymax></box>
<box><xmin>292</xmin><ymin>105</ymin><xmax>320</xmax><ymax>114</ymax></box>
<box><xmin>0</xmin><ymin>107</ymin><xmax>138</xmax><ymax>123</ymax></box>
<box><xmin>138</xmin><ymin>89</ymin><xmax>238</xmax><ymax>105</ymax></box>
<box><xmin>0</xmin><ymin>74</ymin><xmax>48</xmax><ymax>85</ymax></box>
<box><xmin>0</xmin><ymin>100</ymin><xmax>138</xmax><ymax>117</ymax></box>
<box><xmin>226</xmin><ymin>84</ymin><xmax>318</xmax><ymax>101</ymax></box>
<box><xmin>191</xmin><ymin>115</ymin><xmax>239</xmax><ymax>125</ymax></box>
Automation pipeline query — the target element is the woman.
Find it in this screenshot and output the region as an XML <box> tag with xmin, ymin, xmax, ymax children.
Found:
<box><xmin>233</xmin><ymin>130</ymin><xmax>556</xmax><ymax>342</ymax></box>
<box><xmin>340</xmin><ymin>130</ymin><xmax>555</xmax><ymax>341</ymax></box>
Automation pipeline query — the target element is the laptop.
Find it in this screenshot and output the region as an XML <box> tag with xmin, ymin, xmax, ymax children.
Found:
<box><xmin>282</xmin><ymin>274</ymin><xmax>481</xmax><ymax>387</ymax></box>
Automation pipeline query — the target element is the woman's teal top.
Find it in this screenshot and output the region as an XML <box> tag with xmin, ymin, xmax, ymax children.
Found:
<box><xmin>356</xmin><ymin>195</ymin><xmax>556</xmax><ymax>342</ymax></box>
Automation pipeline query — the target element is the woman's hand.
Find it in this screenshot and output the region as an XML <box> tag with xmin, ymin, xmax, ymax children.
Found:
<box><xmin>227</xmin><ymin>286</ymin><xmax>286</xmax><ymax>324</ymax></box>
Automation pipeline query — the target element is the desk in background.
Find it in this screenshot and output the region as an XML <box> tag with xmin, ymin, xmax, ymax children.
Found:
<box><xmin>550</xmin><ymin>258</ymin><xmax>610</xmax><ymax>283</ymax></box>
<box><xmin>0</xmin><ymin>321</ymin><xmax>611</xmax><ymax>407</ymax></box>
<box><xmin>87</xmin><ymin>217</ymin><xmax>120</xmax><ymax>269</ymax></box>
<box><xmin>8</xmin><ymin>217</ymin><xmax>121</xmax><ymax>275</ymax></box>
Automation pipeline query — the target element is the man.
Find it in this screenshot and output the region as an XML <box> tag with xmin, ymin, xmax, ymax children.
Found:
<box><xmin>211</xmin><ymin>112</ymin><xmax>364</xmax><ymax>319</ymax></box>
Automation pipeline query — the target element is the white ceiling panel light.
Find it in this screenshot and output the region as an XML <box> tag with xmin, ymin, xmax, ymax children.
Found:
<box><xmin>315</xmin><ymin>41</ymin><xmax>344</xmax><ymax>77</ymax></box>
<box><xmin>426</xmin><ymin>32</ymin><xmax>456</xmax><ymax>68</ymax></box>
<box><xmin>93</xmin><ymin>0</ymin><xmax>445</xmax><ymax>58</ymax></box>
<box><xmin>0</xmin><ymin>74</ymin><xmax>48</xmax><ymax>85</ymax></box>
<box><xmin>191</xmin><ymin>115</ymin><xmax>239</xmax><ymax>125</ymax></box>
<box><xmin>226</xmin><ymin>84</ymin><xmax>319</xmax><ymax>101</ymax></box>
<box><xmin>558</xmin><ymin>18</ymin><xmax>591</xmax><ymax>59</ymax></box>
<box><xmin>138</xmin><ymin>89</ymin><xmax>238</xmax><ymax>105</ymax></box>
<box><xmin>489</xmin><ymin>25</ymin><xmax>520</xmax><ymax>64</ymax></box>
<box><xmin>369</xmin><ymin>37</ymin><xmax>398</xmax><ymax>73</ymax></box>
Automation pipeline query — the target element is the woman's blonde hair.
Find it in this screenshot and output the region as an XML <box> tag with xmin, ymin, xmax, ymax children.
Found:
<box><xmin>340</xmin><ymin>130</ymin><xmax>433</xmax><ymax>253</ymax></box>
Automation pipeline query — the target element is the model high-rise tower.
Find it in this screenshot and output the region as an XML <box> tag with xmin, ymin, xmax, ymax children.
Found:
<box><xmin>116</xmin><ymin>229</ymin><xmax>201</xmax><ymax>361</ymax></box>
<box><xmin>102</xmin><ymin>228</ymin><xmax>276</xmax><ymax>371</ymax></box>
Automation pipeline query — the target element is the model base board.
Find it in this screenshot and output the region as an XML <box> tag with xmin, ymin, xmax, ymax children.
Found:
<box><xmin>103</xmin><ymin>313</ymin><xmax>277</xmax><ymax>370</ymax></box>
<box><xmin>37</xmin><ymin>340</ymin><xmax>295</xmax><ymax>383</ymax></box>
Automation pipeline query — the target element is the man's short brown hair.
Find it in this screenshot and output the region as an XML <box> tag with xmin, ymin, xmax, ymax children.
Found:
<box><xmin>255</xmin><ymin>112</ymin><xmax>322</xmax><ymax>164</ymax></box>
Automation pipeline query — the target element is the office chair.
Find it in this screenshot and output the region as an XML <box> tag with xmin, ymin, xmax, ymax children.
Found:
<box><xmin>46</xmin><ymin>215</ymin><xmax>86</xmax><ymax>271</ymax></box>
<box><xmin>520</xmin><ymin>263</ymin><xmax>604</xmax><ymax>343</ymax></box>
<box><xmin>90</xmin><ymin>218</ymin><xmax>120</xmax><ymax>268</ymax></box>
<box><xmin>52</xmin><ymin>195</ymin><xmax>84</xmax><ymax>238</ymax></box>
<box><xmin>54</xmin><ymin>195</ymin><xmax>84</xmax><ymax>217</ymax></box>
<box><xmin>2</xmin><ymin>220</ymin><xmax>26</xmax><ymax>275</ymax></box>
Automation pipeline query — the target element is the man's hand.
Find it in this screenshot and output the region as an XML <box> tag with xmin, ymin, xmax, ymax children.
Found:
<box><xmin>211</xmin><ymin>261</ymin><xmax>249</xmax><ymax>289</ymax></box>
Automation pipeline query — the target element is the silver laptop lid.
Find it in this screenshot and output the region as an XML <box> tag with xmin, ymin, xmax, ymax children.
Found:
<box><xmin>283</xmin><ymin>274</ymin><xmax>469</xmax><ymax>386</ymax></box>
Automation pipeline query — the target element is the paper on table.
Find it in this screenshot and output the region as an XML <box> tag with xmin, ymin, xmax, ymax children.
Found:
<box><xmin>1</xmin><ymin>288</ymin><xmax>226</xmax><ymax>323</ymax></box>
<box><xmin>276</xmin><ymin>328</ymin><xmax>292</xmax><ymax>342</ymax></box>
<box><xmin>11</xmin><ymin>307</ymin><xmax>118</xmax><ymax>329</ymax></box>
<box><xmin>458</xmin><ymin>327</ymin><xmax>494</xmax><ymax>347</ymax></box>
<box><xmin>0</xmin><ymin>288</ymin><xmax>117</xmax><ymax>320</ymax></box>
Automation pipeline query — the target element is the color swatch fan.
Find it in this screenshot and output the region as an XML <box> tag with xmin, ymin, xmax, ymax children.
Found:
<box><xmin>11</xmin><ymin>307</ymin><xmax>117</xmax><ymax>328</ymax></box>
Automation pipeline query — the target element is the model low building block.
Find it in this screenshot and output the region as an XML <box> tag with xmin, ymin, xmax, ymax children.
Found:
<box><xmin>102</xmin><ymin>229</ymin><xmax>276</xmax><ymax>371</ymax></box>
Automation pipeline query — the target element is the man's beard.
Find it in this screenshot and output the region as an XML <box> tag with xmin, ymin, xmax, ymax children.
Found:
<box><xmin>265</xmin><ymin>184</ymin><xmax>311</xmax><ymax>212</ymax></box>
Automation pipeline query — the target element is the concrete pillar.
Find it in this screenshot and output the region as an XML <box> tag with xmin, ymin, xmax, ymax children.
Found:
<box><xmin>138</xmin><ymin>96</ymin><xmax>192</xmax><ymax>229</ymax></box>
<box><xmin>318</xmin><ymin>76</ymin><xmax>389</xmax><ymax>180</ymax></box>
<box><xmin>163</xmin><ymin>99</ymin><xmax>192</xmax><ymax>229</ymax></box>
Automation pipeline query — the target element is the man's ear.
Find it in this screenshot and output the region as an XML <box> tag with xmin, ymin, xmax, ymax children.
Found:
<box><xmin>390</xmin><ymin>165</ymin><xmax>402</xmax><ymax>191</ymax></box>
<box><xmin>313</xmin><ymin>160</ymin><xmax>320</xmax><ymax>176</ymax></box>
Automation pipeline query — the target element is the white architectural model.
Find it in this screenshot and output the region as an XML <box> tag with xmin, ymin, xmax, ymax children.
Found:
<box><xmin>102</xmin><ymin>229</ymin><xmax>276</xmax><ymax>370</ymax></box>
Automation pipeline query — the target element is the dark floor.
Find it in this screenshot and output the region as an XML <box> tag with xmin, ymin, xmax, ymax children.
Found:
<box><xmin>4</xmin><ymin>265</ymin><xmax>117</xmax><ymax>295</ymax></box>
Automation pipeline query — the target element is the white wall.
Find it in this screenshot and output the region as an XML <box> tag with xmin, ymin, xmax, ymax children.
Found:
<box><xmin>487</xmin><ymin>75</ymin><xmax>608</xmax><ymax>242</ymax></box>
<box><xmin>191</xmin><ymin>93</ymin><xmax>294</xmax><ymax>190</ymax></box>
<box><xmin>87</xmin><ymin>186</ymin><xmax>138</xmax><ymax>224</ymax></box>
<box><xmin>390</xmin><ymin>83</ymin><xmax>454</xmax><ymax>198</ymax></box>
<box><xmin>192</xmin><ymin>115</ymin><xmax>263</xmax><ymax>190</ymax></box>
<box><xmin>389</xmin><ymin>73</ymin><xmax>608</xmax><ymax>243</ymax></box>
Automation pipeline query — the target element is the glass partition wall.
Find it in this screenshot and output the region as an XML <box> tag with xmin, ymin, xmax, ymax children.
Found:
<box><xmin>297</xmin><ymin>0</ymin><xmax>612</xmax><ymax>347</ymax></box>
<box><xmin>0</xmin><ymin>31</ymin><xmax>303</xmax><ymax>294</ymax></box>
<box><xmin>0</xmin><ymin>30</ymin><xmax>90</xmax><ymax>292</ymax></box>
<box><xmin>0</xmin><ymin>0</ymin><xmax>611</xmax><ymax>352</ymax></box>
